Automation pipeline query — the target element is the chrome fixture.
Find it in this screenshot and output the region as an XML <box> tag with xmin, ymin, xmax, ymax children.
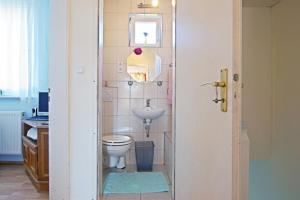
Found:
<box><xmin>157</xmin><ymin>81</ymin><xmax>163</xmax><ymax>87</ymax></box>
<box><xmin>146</xmin><ymin>99</ymin><xmax>151</xmax><ymax>107</ymax></box>
<box><xmin>138</xmin><ymin>0</ymin><xmax>159</xmax><ymax>8</ymax></box>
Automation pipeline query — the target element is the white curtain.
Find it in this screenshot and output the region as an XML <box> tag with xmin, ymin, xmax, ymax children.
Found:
<box><xmin>0</xmin><ymin>0</ymin><xmax>49</xmax><ymax>101</ymax></box>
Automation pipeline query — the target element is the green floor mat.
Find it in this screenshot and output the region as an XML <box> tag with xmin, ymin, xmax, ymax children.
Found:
<box><xmin>103</xmin><ymin>172</ymin><xmax>169</xmax><ymax>194</ymax></box>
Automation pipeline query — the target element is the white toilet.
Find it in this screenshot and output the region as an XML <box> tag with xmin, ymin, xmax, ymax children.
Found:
<box><xmin>102</xmin><ymin>135</ymin><xmax>132</xmax><ymax>169</ymax></box>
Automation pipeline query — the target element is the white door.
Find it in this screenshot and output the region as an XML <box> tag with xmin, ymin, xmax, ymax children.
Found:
<box><xmin>175</xmin><ymin>0</ymin><xmax>241</xmax><ymax>199</ymax></box>
<box><xmin>49</xmin><ymin>0</ymin><xmax>99</xmax><ymax>199</ymax></box>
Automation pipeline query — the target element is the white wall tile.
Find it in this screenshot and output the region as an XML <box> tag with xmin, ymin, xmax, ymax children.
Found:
<box><xmin>116</xmin><ymin>0</ymin><xmax>131</xmax><ymax>13</ymax></box>
<box><xmin>104</xmin><ymin>47</ymin><xmax>118</xmax><ymax>64</ymax></box>
<box><xmin>163</xmin><ymin>13</ymin><xmax>172</xmax><ymax>31</ymax></box>
<box><xmin>159</xmin><ymin>48</ymin><xmax>172</xmax><ymax>65</ymax></box>
<box><xmin>104</xmin><ymin>30</ymin><xmax>119</xmax><ymax>46</ymax></box>
<box><xmin>104</xmin><ymin>13</ymin><xmax>119</xmax><ymax>30</ymax></box>
<box><xmin>154</xmin><ymin>150</ymin><xmax>164</xmax><ymax>165</ymax></box>
<box><xmin>130</xmin><ymin>0</ymin><xmax>141</xmax><ymax>13</ymax></box>
<box><xmin>130</xmin><ymin>132</ymin><xmax>144</xmax><ymax>143</ymax></box>
<box><xmin>130</xmin><ymin>116</ymin><xmax>144</xmax><ymax>133</ymax></box>
<box><xmin>103</xmin><ymin>64</ymin><xmax>117</xmax><ymax>81</ymax></box>
<box><xmin>117</xmin><ymin>13</ymin><xmax>130</xmax><ymax>29</ymax></box>
<box><xmin>144</xmin><ymin>82</ymin><xmax>157</xmax><ymax>99</ymax></box>
<box><xmin>160</xmin><ymin>0</ymin><xmax>172</xmax><ymax>14</ymax></box>
<box><xmin>103</xmin><ymin>116</ymin><xmax>114</xmax><ymax>133</ymax></box>
<box><xmin>118</xmin><ymin>47</ymin><xmax>131</xmax><ymax>63</ymax></box>
<box><xmin>157</xmin><ymin>81</ymin><xmax>168</xmax><ymax>98</ymax></box>
<box><xmin>156</xmin><ymin>99</ymin><xmax>171</xmax><ymax>115</ymax></box>
<box><xmin>144</xmin><ymin>133</ymin><xmax>164</xmax><ymax>150</ymax></box>
<box><xmin>117</xmin><ymin>30</ymin><xmax>129</xmax><ymax>47</ymax></box>
<box><xmin>117</xmin><ymin>82</ymin><xmax>130</xmax><ymax>98</ymax></box>
<box><xmin>117</xmin><ymin>98</ymin><xmax>130</xmax><ymax>115</ymax></box>
<box><xmin>131</xmin><ymin>82</ymin><xmax>144</xmax><ymax>98</ymax></box>
<box><xmin>104</xmin><ymin>0</ymin><xmax>118</xmax><ymax>13</ymax></box>
<box><xmin>163</xmin><ymin>31</ymin><xmax>172</xmax><ymax>48</ymax></box>
<box><xmin>130</xmin><ymin>98</ymin><xmax>144</xmax><ymax>110</ymax></box>
<box><xmin>103</xmin><ymin>100</ymin><xmax>118</xmax><ymax>116</ymax></box>
<box><xmin>117</xmin><ymin>71</ymin><xmax>131</xmax><ymax>81</ymax></box>
<box><xmin>113</xmin><ymin>116</ymin><xmax>131</xmax><ymax>133</ymax></box>
<box><xmin>156</xmin><ymin>64</ymin><xmax>169</xmax><ymax>82</ymax></box>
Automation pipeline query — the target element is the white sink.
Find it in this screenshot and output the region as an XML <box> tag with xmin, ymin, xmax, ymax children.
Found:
<box><xmin>132</xmin><ymin>107</ymin><xmax>165</xmax><ymax>120</ymax></box>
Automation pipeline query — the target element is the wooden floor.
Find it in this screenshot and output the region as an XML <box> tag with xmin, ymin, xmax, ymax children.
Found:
<box><xmin>0</xmin><ymin>165</ymin><xmax>49</xmax><ymax>200</ymax></box>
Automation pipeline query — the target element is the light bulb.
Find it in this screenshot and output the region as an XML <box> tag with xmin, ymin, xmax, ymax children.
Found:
<box><xmin>151</xmin><ymin>0</ymin><xmax>159</xmax><ymax>7</ymax></box>
<box><xmin>172</xmin><ymin>0</ymin><xmax>176</xmax><ymax>7</ymax></box>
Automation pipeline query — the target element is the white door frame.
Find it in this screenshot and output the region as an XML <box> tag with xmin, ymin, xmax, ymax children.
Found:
<box><xmin>232</xmin><ymin>0</ymin><xmax>242</xmax><ymax>199</ymax></box>
<box><xmin>49</xmin><ymin>0</ymin><xmax>71</xmax><ymax>198</ymax></box>
<box><xmin>49</xmin><ymin>0</ymin><xmax>242</xmax><ymax>199</ymax></box>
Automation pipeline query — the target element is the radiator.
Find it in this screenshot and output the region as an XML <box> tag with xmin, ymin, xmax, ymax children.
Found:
<box><xmin>0</xmin><ymin>111</ymin><xmax>23</xmax><ymax>155</ymax></box>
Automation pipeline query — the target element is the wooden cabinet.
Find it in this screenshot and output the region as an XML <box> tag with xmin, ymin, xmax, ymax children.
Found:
<box><xmin>22</xmin><ymin>120</ymin><xmax>49</xmax><ymax>191</ymax></box>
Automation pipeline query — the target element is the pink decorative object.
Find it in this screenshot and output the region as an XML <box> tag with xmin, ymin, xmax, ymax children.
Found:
<box><xmin>134</xmin><ymin>48</ymin><xmax>143</xmax><ymax>55</ymax></box>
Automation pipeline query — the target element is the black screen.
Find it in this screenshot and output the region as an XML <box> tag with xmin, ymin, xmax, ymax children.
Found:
<box><xmin>39</xmin><ymin>92</ymin><xmax>49</xmax><ymax>112</ymax></box>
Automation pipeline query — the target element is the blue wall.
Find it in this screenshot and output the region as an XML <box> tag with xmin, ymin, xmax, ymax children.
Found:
<box><xmin>0</xmin><ymin>73</ymin><xmax>48</xmax><ymax>117</ymax></box>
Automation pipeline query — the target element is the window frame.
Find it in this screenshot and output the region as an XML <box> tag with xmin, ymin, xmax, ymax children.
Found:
<box><xmin>129</xmin><ymin>13</ymin><xmax>163</xmax><ymax>48</ymax></box>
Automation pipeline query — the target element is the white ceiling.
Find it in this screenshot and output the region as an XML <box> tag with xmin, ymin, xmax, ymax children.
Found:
<box><xmin>243</xmin><ymin>0</ymin><xmax>281</xmax><ymax>7</ymax></box>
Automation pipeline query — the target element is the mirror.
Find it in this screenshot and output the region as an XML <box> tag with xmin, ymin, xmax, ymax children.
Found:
<box><xmin>127</xmin><ymin>48</ymin><xmax>161</xmax><ymax>83</ymax></box>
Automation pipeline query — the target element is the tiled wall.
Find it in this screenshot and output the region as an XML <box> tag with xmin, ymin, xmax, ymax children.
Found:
<box><xmin>102</xmin><ymin>0</ymin><xmax>173</xmax><ymax>165</ymax></box>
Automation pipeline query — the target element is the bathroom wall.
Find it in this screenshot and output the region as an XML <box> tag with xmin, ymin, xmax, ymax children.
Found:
<box><xmin>271</xmin><ymin>1</ymin><xmax>300</xmax><ymax>199</ymax></box>
<box><xmin>102</xmin><ymin>0</ymin><xmax>173</xmax><ymax>166</ymax></box>
<box><xmin>242</xmin><ymin>7</ymin><xmax>273</xmax><ymax>160</ymax></box>
<box><xmin>243</xmin><ymin>1</ymin><xmax>300</xmax><ymax>199</ymax></box>
<box><xmin>242</xmin><ymin>6</ymin><xmax>273</xmax><ymax>200</ymax></box>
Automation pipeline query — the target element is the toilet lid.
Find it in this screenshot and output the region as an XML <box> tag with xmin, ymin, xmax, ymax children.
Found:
<box><xmin>103</xmin><ymin>135</ymin><xmax>132</xmax><ymax>144</ymax></box>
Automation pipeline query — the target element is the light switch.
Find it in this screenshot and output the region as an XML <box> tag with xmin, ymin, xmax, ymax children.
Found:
<box><xmin>75</xmin><ymin>65</ymin><xmax>84</xmax><ymax>74</ymax></box>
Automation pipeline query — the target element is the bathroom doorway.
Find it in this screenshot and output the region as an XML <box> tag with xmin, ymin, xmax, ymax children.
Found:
<box><xmin>98</xmin><ymin>0</ymin><xmax>176</xmax><ymax>199</ymax></box>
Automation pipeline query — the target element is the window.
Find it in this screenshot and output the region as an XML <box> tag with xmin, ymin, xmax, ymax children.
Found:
<box><xmin>0</xmin><ymin>2</ymin><xmax>29</xmax><ymax>97</ymax></box>
<box><xmin>0</xmin><ymin>1</ymin><xmax>49</xmax><ymax>98</ymax></box>
<box><xmin>129</xmin><ymin>14</ymin><xmax>162</xmax><ymax>47</ymax></box>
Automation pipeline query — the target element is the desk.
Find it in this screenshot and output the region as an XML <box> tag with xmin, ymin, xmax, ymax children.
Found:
<box><xmin>22</xmin><ymin>120</ymin><xmax>49</xmax><ymax>191</ymax></box>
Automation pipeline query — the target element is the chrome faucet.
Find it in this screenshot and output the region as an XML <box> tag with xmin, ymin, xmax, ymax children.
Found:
<box><xmin>146</xmin><ymin>99</ymin><xmax>151</xmax><ymax>107</ymax></box>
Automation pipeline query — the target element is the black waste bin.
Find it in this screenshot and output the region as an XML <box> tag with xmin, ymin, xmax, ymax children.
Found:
<box><xmin>135</xmin><ymin>141</ymin><xmax>154</xmax><ymax>171</ymax></box>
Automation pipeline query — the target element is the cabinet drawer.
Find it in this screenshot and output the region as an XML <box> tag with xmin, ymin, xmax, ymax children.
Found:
<box><xmin>22</xmin><ymin>136</ymin><xmax>38</xmax><ymax>177</ymax></box>
<box><xmin>28</xmin><ymin>147</ymin><xmax>38</xmax><ymax>176</ymax></box>
<box><xmin>23</xmin><ymin>142</ymin><xmax>29</xmax><ymax>165</ymax></box>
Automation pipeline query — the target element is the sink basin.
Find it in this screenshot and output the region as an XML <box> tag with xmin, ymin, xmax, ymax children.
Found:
<box><xmin>132</xmin><ymin>107</ymin><xmax>165</xmax><ymax>120</ymax></box>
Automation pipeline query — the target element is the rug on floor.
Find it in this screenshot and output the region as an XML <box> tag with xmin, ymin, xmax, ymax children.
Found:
<box><xmin>103</xmin><ymin>172</ymin><xmax>169</xmax><ymax>194</ymax></box>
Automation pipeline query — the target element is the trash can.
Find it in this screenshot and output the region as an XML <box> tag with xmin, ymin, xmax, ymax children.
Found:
<box><xmin>135</xmin><ymin>141</ymin><xmax>154</xmax><ymax>171</ymax></box>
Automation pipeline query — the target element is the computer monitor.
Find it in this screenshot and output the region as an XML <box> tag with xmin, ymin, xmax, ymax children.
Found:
<box><xmin>38</xmin><ymin>92</ymin><xmax>49</xmax><ymax>113</ymax></box>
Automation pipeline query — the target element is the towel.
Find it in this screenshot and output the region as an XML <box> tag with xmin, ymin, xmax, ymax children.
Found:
<box><xmin>27</xmin><ymin>128</ymin><xmax>38</xmax><ymax>140</ymax></box>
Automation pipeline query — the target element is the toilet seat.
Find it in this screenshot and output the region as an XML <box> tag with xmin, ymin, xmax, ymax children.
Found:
<box><xmin>102</xmin><ymin>135</ymin><xmax>132</xmax><ymax>146</ymax></box>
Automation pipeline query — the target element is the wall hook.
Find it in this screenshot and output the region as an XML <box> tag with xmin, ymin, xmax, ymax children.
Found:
<box><xmin>157</xmin><ymin>81</ymin><xmax>163</xmax><ymax>87</ymax></box>
<box><xmin>128</xmin><ymin>81</ymin><xmax>133</xmax><ymax>86</ymax></box>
